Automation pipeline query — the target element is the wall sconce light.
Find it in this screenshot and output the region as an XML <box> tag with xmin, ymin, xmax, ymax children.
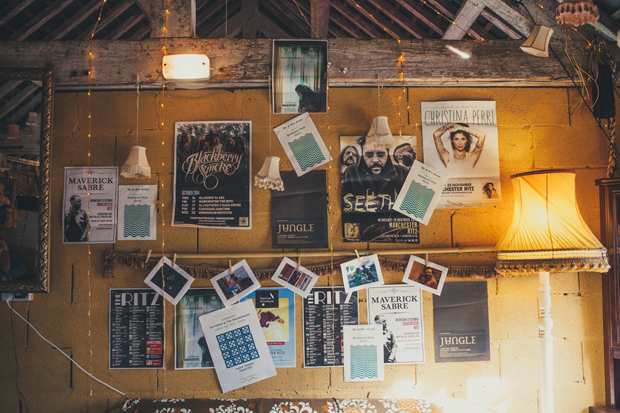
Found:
<box><xmin>162</xmin><ymin>54</ymin><xmax>210</xmax><ymax>80</ymax></box>
<box><xmin>520</xmin><ymin>25</ymin><xmax>554</xmax><ymax>57</ymax></box>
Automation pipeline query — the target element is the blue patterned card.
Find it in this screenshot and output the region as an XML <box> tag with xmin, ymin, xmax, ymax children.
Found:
<box><xmin>274</xmin><ymin>113</ymin><xmax>332</xmax><ymax>177</ymax></box>
<box><xmin>343</xmin><ymin>325</ymin><xmax>384</xmax><ymax>382</ymax></box>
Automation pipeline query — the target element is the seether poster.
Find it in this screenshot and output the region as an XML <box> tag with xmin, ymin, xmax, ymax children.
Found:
<box><xmin>173</xmin><ymin>121</ymin><xmax>251</xmax><ymax>229</ymax></box>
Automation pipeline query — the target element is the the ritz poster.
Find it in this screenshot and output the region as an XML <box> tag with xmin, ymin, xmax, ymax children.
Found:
<box><xmin>109</xmin><ymin>288</ymin><xmax>164</xmax><ymax>369</ymax></box>
<box><xmin>340</xmin><ymin>135</ymin><xmax>419</xmax><ymax>243</ymax></box>
<box><xmin>173</xmin><ymin>121</ymin><xmax>251</xmax><ymax>229</ymax></box>
<box><xmin>421</xmin><ymin>101</ymin><xmax>501</xmax><ymax>208</ymax></box>
<box><xmin>367</xmin><ymin>285</ymin><xmax>425</xmax><ymax>365</ymax></box>
<box><xmin>241</xmin><ymin>288</ymin><xmax>296</xmax><ymax>368</ymax></box>
<box><xmin>303</xmin><ymin>287</ymin><xmax>359</xmax><ymax>367</ymax></box>
<box><xmin>175</xmin><ymin>288</ymin><xmax>224</xmax><ymax>370</ymax></box>
<box><xmin>63</xmin><ymin>166</ymin><xmax>118</xmax><ymax>244</ymax></box>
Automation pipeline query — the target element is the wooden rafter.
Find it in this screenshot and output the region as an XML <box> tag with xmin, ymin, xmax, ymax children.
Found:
<box><xmin>133</xmin><ymin>0</ymin><xmax>151</xmax><ymax>20</ymax></box>
<box><xmin>76</xmin><ymin>0</ymin><xmax>135</xmax><ymax>40</ymax></box>
<box><xmin>365</xmin><ymin>0</ymin><xmax>427</xmax><ymax>39</ymax></box>
<box><xmin>443</xmin><ymin>0</ymin><xmax>485</xmax><ymax>39</ymax></box>
<box><xmin>129</xmin><ymin>24</ymin><xmax>151</xmax><ymax>40</ymax></box>
<box><xmin>0</xmin><ymin>83</ymin><xmax>38</xmax><ymax>121</ymax></box>
<box><xmin>13</xmin><ymin>92</ymin><xmax>42</xmax><ymax>125</ymax></box>
<box><xmin>330</xmin><ymin>9</ymin><xmax>364</xmax><ymax>38</ymax></box>
<box><xmin>311</xmin><ymin>0</ymin><xmax>330</xmax><ymax>38</ymax></box>
<box><xmin>480</xmin><ymin>9</ymin><xmax>522</xmax><ymax>39</ymax></box>
<box><xmin>393</xmin><ymin>0</ymin><xmax>445</xmax><ymax>36</ymax></box>
<box><xmin>43</xmin><ymin>0</ymin><xmax>104</xmax><ymax>40</ymax></box>
<box><xmin>0</xmin><ymin>81</ymin><xmax>22</xmax><ymax>102</ymax></box>
<box><xmin>207</xmin><ymin>9</ymin><xmax>244</xmax><ymax>38</ymax></box>
<box><xmin>8</xmin><ymin>0</ymin><xmax>75</xmax><ymax>41</ymax></box>
<box><xmin>479</xmin><ymin>0</ymin><xmax>532</xmax><ymax>36</ymax></box>
<box><xmin>197</xmin><ymin>1</ymin><xmax>226</xmax><ymax>26</ymax></box>
<box><xmin>242</xmin><ymin>0</ymin><xmax>260</xmax><ymax>38</ymax></box>
<box><xmin>106</xmin><ymin>13</ymin><xmax>144</xmax><ymax>40</ymax></box>
<box><xmin>0</xmin><ymin>0</ymin><xmax>37</xmax><ymax>28</ymax></box>
<box><xmin>344</xmin><ymin>0</ymin><xmax>405</xmax><ymax>39</ymax></box>
<box><xmin>259</xmin><ymin>13</ymin><xmax>293</xmax><ymax>38</ymax></box>
<box><xmin>331</xmin><ymin>0</ymin><xmax>386</xmax><ymax>38</ymax></box>
<box><xmin>262</xmin><ymin>0</ymin><xmax>310</xmax><ymax>37</ymax></box>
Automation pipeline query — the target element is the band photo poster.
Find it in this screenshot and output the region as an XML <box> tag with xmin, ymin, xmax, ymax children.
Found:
<box><xmin>272</xmin><ymin>40</ymin><xmax>328</xmax><ymax>114</ymax></box>
<box><xmin>198</xmin><ymin>300</ymin><xmax>277</xmax><ymax>393</ymax></box>
<box><xmin>63</xmin><ymin>166</ymin><xmax>118</xmax><ymax>244</ymax></box>
<box><xmin>109</xmin><ymin>288</ymin><xmax>164</xmax><ymax>369</ymax></box>
<box><xmin>175</xmin><ymin>288</ymin><xmax>224</xmax><ymax>370</ymax></box>
<box><xmin>303</xmin><ymin>287</ymin><xmax>359</xmax><ymax>367</ymax></box>
<box><xmin>340</xmin><ymin>135</ymin><xmax>420</xmax><ymax>243</ymax></box>
<box><xmin>367</xmin><ymin>285</ymin><xmax>425</xmax><ymax>365</ymax></box>
<box><xmin>240</xmin><ymin>288</ymin><xmax>296</xmax><ymax>368</ymax></box>
<box><xmin>173</xmin><ymin>121</ymin><xmax>251</xmax><ymax>229</ymax></box>
<box><xmin>421</xmin><ymin>101</ymin><xmax>501</xmax><ymax>209</ymax></box>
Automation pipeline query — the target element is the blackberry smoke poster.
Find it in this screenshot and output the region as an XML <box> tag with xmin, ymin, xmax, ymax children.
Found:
<box><xmin>173</xmin><ymin>121</ymin><xmax>251</xmax><ymax>229</ymax></box>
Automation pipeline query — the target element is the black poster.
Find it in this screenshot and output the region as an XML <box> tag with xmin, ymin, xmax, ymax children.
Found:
<box><xmin>109</xmin><ymin>289</ymin><xmax>164</xmax><ymax>369</ymax></box>
<box><xmin>271</xmin><ymin>171</ymin><xmax>328</xmax><ymax>249</ymax></box>
<box><xmin>173</xmin><ymin>121</ymin><xmax>251</xmax><ymax>228</ymax></box>
<box><xmin>433</xmin><ymin>282</ymin><xmax>490</xmax><ymax>363</ymax></box>
<box><xmin>340</xmin><ymin>135</ymin><xmax>420</xmax><ymax>243</ymax></box>
<box><xmin>303</xmin><ymin>287</ymin><xmax>359</xmax><ymax>367</ymax></box>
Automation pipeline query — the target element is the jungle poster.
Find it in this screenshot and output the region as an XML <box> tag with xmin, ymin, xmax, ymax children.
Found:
<box><xmin>340</xmin><ymin>135</ymin><xmax>419</xmax><ymax>243</ymax></box>
<box><xmin>173</xmin><ymin>121</ymin><xmax>251</xmax><ymax>229</ymax></box>
<box><xmin>421</xmin><ymin>101</ymin><xmax>501</xmax><ymax>208</ymax></box>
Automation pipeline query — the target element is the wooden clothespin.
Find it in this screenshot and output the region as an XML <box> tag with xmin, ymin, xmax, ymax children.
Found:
<box><xmin>145</xmin><ymin>249</ymin><xmax>152</xmax><ymax>264</ymax></box>
<box><xmin>425</xmin><ymin>253</ymin><xmax>429</xmax><ymax>267</ymax></box>
<box><xmin>297</xmin><ymin>255</ymin><xmax>301</xmax><ymax>272</ymax></box>
<box><xmin>229</xmin><ymin>260</ymin><xmax>232</xmax><ymax>274</ymax></box>
<box><xmin>355</xmin><ymin>249</ymin><xmax>362</xmax><ymax>263</ymax></box>
<box><xmin>173</xmin><ymin>253</ymin><xmax>177</xmax><ymax>266</ymax></box>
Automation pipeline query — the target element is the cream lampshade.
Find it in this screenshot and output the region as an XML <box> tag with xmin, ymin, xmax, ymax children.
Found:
<box><xmin>120</xmin><ymin>146</ymin><xmax>151</xmax><ymax>179</ymax></box>
<box><xmin>520</xmin><ymin>25</ymin><xmax>554</xmax><ymax>58</ymax></box>
<box><xmin>496</xmin><ymin>169</ymin><xmax>609</xmax><ymax>413</ymax></box>
<box><xmin>365</xmin><ymin>116</ymin><xmax>395</xmax><ymax>149</ymax></box>
<box><xmin>254</xmin><ymin>156</ymin><xmax>284</xmax><ymax>191</ymax></box>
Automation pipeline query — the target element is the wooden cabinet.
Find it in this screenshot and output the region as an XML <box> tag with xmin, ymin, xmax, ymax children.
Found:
<box><xmin>596</xmin><ymin>178</ymin><xmax>620</xmax><ymax>410</ymax></box>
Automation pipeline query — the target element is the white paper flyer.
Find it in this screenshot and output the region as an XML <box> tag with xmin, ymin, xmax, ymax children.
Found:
<box><xmin>63</xmin><ymin>166</ymin><xmax>118</xmax><ymax>244</ymax></box>
<box><xmin>367</xmin><ymin>285</ymin><xmax>425</xmax><ymax>365</ymax></box>
<box><xmin>117</xmin><ymin>185</ymin><xmax>157</xmax><ymax>241</ymax></box>
<box><xmin>393</xmin><ymin>161</ymin><xmax>449</xmax><ymax>225</ymax></box>
<box><xmin>274</xmin><ymin>112</ymin><xmax>332</xmax><ymax>176</ymax></box>
<box><xmin>343</xmin><ymin>324</ymin><xmax>384</xmax><ymax>382</ymax></box>
<box><xmin>199</xmin><ymin>300</ymin><xmax>277</xmax><ymax>393</ymax></box>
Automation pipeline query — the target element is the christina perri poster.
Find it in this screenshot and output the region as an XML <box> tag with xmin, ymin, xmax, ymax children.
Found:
<box><xmin>421</xmin><ymin>101</ymin><xmax>501</xmax><ymax>208</ymax></box>
<box><xmin>173</xmin><ymin>121</ymin><xmax>251</xmax><ymax>229</ymax></box>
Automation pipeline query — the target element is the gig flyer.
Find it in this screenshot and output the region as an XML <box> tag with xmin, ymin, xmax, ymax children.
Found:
<box><xmin>173</xmin><ymin>121</ymin><xmax>251</xmax><ymax>229</ymax></box>
<box><xmin>109</xmin><ymin>288</ymin><xmax>164</xmax><ymax>369</ymax></box>
<box><xmin>117</xmin><ymin>185</ymin><xmax>157</xmax><ymax>241</ymax></box>
<box><xmin>421</xmin><ymin>101</ymin><xmax>501</xmax><ymax>208</ymax></box>
<box><xmin>343</xmin><ymin>325</ymin><xmax>384</xmax><ymax>382</ymax></box>
<box><xmin>271</xmin><ymin>171</ymin><xmax>328</xmax><ymax>249</ymax></box>
<box><xmin>340</xmin><ymin>135</ymin><xmax>419</xmax><ymax>243</ymax></box>
<box><xmin>63</xmin><ymin>166</ymin><xmax>118</xmax><ymax>244</ymax></box>
<box><xmin>367</xmin><ymin>285</ymin><xmax>425</xmax><ymax>365</ymax></box>
<box><xmin>303</xmin><ymin>287</ymin><xmax>359</xmax><ymax>367</ymax></box>
<box><xmin>433</xmin><ymin>282</ymin><xmax>490</xmax><ymax>363</ymax></box>
<box><xmin>274</xmin><ymin>114</ymin><xmax>331</xmax><ymax>176</ymax></box>
<box><xmin>175</xmin><ymin>288</ymin><xmax>224</xmax><ymax>370</ymax></box>
<box><xmin>241</xmin><ymin>288</ymin><xmax>296</xmax><ymax>368</ymax></box>
<box><xmin>199</xmin><ymin>300</ymin><xmax>277</xmax><ymax>393</ymax></box>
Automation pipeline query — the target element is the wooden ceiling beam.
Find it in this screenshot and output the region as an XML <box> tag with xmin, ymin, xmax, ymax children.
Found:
<box><xmin>443</xmin><ymin>0</ymin><xmax>485</xmax><ymax>39</ymax></box>
<box><xmin>197</xmin><ymin>1</ymin><xmax>227</xmax><ymax>26</ymax></box>
<box><xmin>311</xmin><ymin>0</ymin><xmax>330</xmax><ymax>38</ymax></box>
<box><xmin>8</xmin><ymin>0</ymin><xmax>74</xmax><ymax>41</ymax></box>
<box><xmin>133</xmin><ymin>0</ymin><xmax>151</xmax><ymax>20</ymax></box>
<box><xmin>76</xmin><ymin>0</ymin><xmax>134</xmax><ymax>40</ymax></box>
<box><xmin>106</xmin><ymin>14</ymin><xmax>145</xmax><ymax>39</ymax></box>
<box><xmin>0</xmin><ymin>38</ymin><xmax>599</xmax><ymax>88</ymax></box>
<box><xmin>206</xmin><ymin>9</ymin><xmax>244</xmax><ymax>38</ymax></box>
<box><xmin>129</xmin><ymin>24</ymin><xmax>151</xmax><ymax>40</ymax></box>
<box><xmin>394</xmin><ymin>0</ymin><xmax>446</xmax><ymax>35</ymax></box>
<box><xmin>479</xmin><ymin>0</ymin><xmax>532</xmax><ymax>36</ymax></box>
<box><xmin>261</xmin><ymin>0</ymin><xmax>310</xmax><ymax>37</ymax></box>
<box><xmin>365</xmin><ymin>0</ymin><xmax>426</xmax><ymax>39</ymax></box>
<box><xmin>344</xmin><ymin>0</ymin><xmax>406</xmax><ymax>39</ymax></box>
<box><xmin>0</xmin><ymin>0</ymin><xmax>37</xmax><ymax>28</ymax></box>
<box><xmin>330</xmin><ymin>0</ymin><xmax>385</xmax><ymax>38</ymax></box>
<box><xmin>330</xmin><ymin>11</ymin><xmax>364</xmax><ymax>38</ymax></box>
<box><xmin>43</xmin><ymin>0</ymin><xmax>104</xmax><ymax>40</ymax></box>
<box><xmin>480</xmin><ymin>9</ymin><xmax>522</xmax><ymax>39</ymax></box>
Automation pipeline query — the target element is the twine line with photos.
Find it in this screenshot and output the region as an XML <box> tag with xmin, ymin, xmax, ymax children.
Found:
<box><xmin>102</xmin><ymin>249</ymin><xmax>498</xmax><ymax>280</ymax></box>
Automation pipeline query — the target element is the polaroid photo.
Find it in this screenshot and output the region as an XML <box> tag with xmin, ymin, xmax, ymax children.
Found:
<box><xmin>211</xmin><ymin>259</ymin><xmax>261</xmax><ymax>307</ymax></box>
<box><xmin>340</xmin><ymin>254</ymin><xmax>384</xmax><ymax>294</ymax></box>
<box><xmin>402</xmin><ymin>255</ymin><xmax>448</xmax><ymax>295</ymax></box>
<box><xmin>144</xmin><ymin>256</ymin><xmax>194</xmax><ymax>305</ymax></box>
<box><xmin>271</xmin><ymin>257</ymin><xmax>320</xmax><ymax>298</ymax></box>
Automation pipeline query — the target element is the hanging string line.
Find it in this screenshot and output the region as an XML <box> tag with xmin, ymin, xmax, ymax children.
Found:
<box><xmin>5</xmin><ymin>300</ymin><xmax>127</xmax><ymax>397</ymax></box>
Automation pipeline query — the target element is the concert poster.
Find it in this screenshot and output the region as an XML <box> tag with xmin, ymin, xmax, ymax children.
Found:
<box><xmin>172</xmin><ymin>121</ymin><xmax>251</xmax><ymax>229</ymax></box>
<box><xmin>421</xmin><ymin>101</ymin><xmax>501</xmax><ymax>208</ymax></box>
<box><xmin>240</xmin><ymin>288</ymin><xmax>296</xmax><ymax>368</ymax></box>
<box><xmin>109</xmin><ymin>288</ymin><xmax>164</xmax><ymax>369</ymax></box>
<box><xmin>271</xmin><ymin>170</ymin><xmax>328</xmax><ymax>249</ymax></box>
<box><xmin>303</xmin><ymin>287</ymin><xmax>359</xmax><ymax>368</ymax></box>
<box><xmin>340</xmin><ymin>135</ymin><xmax>420</xmax><ymax>243</ymax></box>
<box><xmin>433</xmin><ymin>281</ymin><xmax>490</xmax><ymax>363</ymax></box>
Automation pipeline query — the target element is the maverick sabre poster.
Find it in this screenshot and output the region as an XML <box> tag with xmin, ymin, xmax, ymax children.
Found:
<box><xmin>303</xmin><ymin>287</ymin><xmax>359</xmax><ymax>367</ymax></box>
<box><xmin>433</xmin><ymin>281</ymin><xmax>490</xmax><ymax>363</ymax></box>
<box><xmin>340</xmin><ymin>135</ymin><xmax>419</xmax><ymax>243</ymax></box>
<box><xmin>109</xmin><ymin>288</ymin><xmax>164</xmax><ymax>369</ymax></box>
<box><xmin>271</xmin><ymin>171</ymin><xmax>328</xmax><ymax>249</ymax></box>
<box><xmin>173</xmin><ymin>121</ymin><xmax>251</xmax><ymax>229</ymax></box>
<box><xmin>421</xmin><ymin>101</ymin><xmax>501</xmax><ymax>208</ymax></box>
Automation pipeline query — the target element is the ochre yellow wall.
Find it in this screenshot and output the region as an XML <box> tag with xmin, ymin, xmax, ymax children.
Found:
<box><xmin>0</xmin><ymin>87</ymin><xmax>610</xmax><ymax>412</ymax></box>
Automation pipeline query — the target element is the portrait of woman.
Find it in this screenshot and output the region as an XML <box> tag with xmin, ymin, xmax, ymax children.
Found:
<box><xmin>432</xmin><ymin>121</ymin><xmax>486</xmax><ymax>174</ymax></box>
